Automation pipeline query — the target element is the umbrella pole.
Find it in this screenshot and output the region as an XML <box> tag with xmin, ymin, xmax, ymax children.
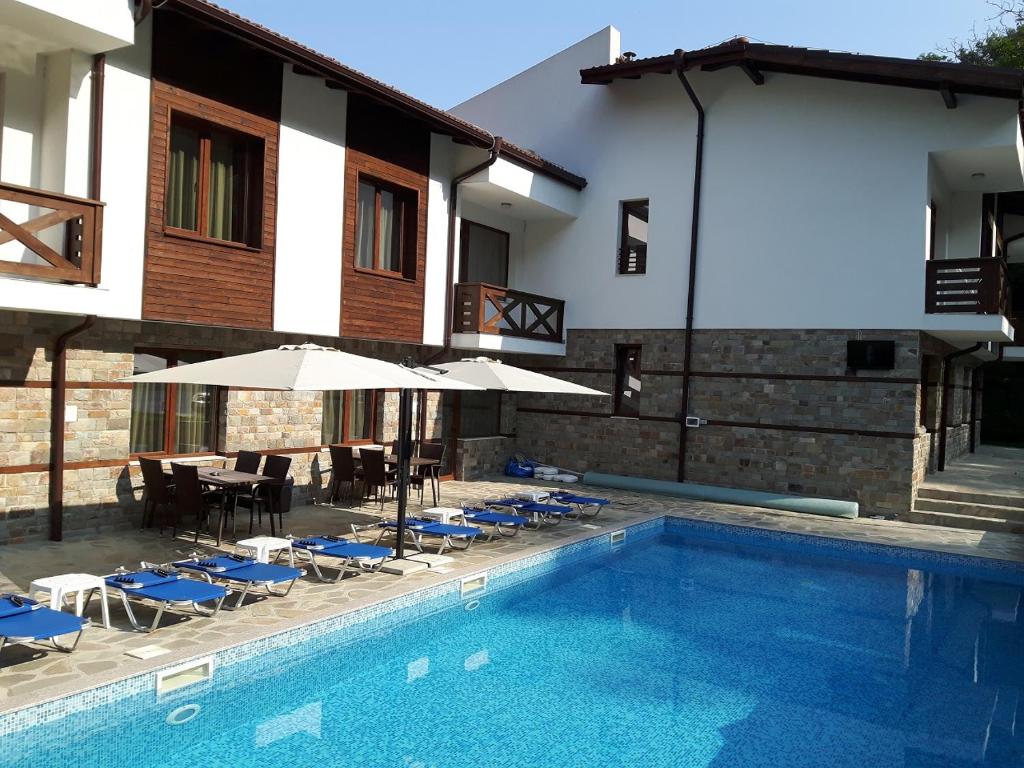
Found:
<box><xmin>395</xmin><ymin>387</ymin><xmax>414</xmax><ymax>559</ymax></box>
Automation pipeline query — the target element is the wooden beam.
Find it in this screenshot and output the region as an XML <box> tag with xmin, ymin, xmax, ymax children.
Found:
<box><xmin>940</xmin><ymin>83</ymin><xmax>957</xmax><ymax>109</ymax></box>
<box><xmin>0</xmin><ymin>209</ymin><xmax>78</xmax><ymax>247</ymax></box>
<box><xmin>291</xmin><ymin>64</ymin><xmax>320</xmax><ymax>77</ymax></box>
<box><xmin>0</xmin><ymin>211</ymin><xmax>71</xmax><ymax>268</ymax></box>
<box><xmin>740</xmin><ymin>61</ymin><xmax>765</xmax><ymax>85</ymax></box>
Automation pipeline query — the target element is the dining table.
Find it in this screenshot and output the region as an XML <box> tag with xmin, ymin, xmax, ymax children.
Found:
<box><xmin>165</xmin><ymin>467</ymin><xmax>273</xmax><ymax>545</ymax></box>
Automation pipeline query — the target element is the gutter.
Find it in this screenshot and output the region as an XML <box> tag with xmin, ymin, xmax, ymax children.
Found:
<box><xmin>674</xmin><ymin>51</ymin><xmax>706</xmax><ymax>483</ymax></box>
<box><xmin>936</xmin><ymin>342</ymin><xmax>982</xmax><ymax>471</ymax></box>
<box><xmin>424</xmin><ymin>138</ymin><xmax>503</xmax><ymax>365</ymax></box>
<box><xmin>49</xmin><ymin>315</ymin><xmax>96</xmax><ymax>541</ymax></box>
<box><xmin>90</xmin><ymin>53</ymin><xmax>105</xmax><ymax>201</ymax></box>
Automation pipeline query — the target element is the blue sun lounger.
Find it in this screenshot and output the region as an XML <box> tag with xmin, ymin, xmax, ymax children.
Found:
<box><xmin>460</xmin><ymin>504</ymin><xmax>530</xmax><ymax>540</ymax></box>
<box><xmin>289</xmin><ymin>536</ymin><xmax>393</xmax><ymax>582</ymax></box>
<box><xmin>171</xmin><ymin>555</ymin><xmax>302</xmax><ymax>608</ymax></box>
<box><xmin>548</xmin><ymin>492</ymin><xmax>611</xmax><ymax>518</ymax></box>
<box><xmin>105</xmin><ymin>568</ymin><xmax>229</xmax><ymax>632</ymax></box>
<box><xmin>0</xmin><ymin>594</ymin><xmax>86</xmax><ymax>658</ymax></box>
<box><xmin>484</xmin><ymin>498</ymin><xmax>576</xmax><ymax>527</ymax></box>
<box><xmin>376</xmin><ymin>517</ymin><xmax>482</xmax><ymax>555</ymax></box>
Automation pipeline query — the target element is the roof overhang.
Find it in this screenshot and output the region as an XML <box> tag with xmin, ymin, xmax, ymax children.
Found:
<box><xmin>581</xmin><ymin>42</ymin><xmax>1024</xmax><ymax>101</ymax></box>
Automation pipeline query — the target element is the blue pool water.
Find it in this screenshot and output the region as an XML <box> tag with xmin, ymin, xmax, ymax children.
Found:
<box><xmin>3</xmin><ymin>522</ymin><xmax>1024</xmax><ymax>768</ymax></box>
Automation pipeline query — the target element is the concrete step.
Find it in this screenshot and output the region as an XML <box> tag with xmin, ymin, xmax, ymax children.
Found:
<box><xmin>916</xmin><ymin>486</ymin><xmax>1024</xmax><ymax>509</ymax></box>
<box><xmin>914</xmin><ymin>497</ymin><xmax>1024</xmax><ymax>522</ymax></box>
<box><xmin>902</xmin><ymin>509</ymin><xmax>1024</xmax><ymax>535</ymax></box>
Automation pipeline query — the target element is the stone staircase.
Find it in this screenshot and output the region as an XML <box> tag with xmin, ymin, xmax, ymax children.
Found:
<box><xmin>906</xmin><ymin>487</ymin><xmax>1024</xmax><ymax>534</ymax></box>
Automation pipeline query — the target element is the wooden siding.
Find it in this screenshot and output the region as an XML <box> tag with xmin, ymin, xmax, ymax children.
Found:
<box><xmin>341</xmin><ymin>148</ymin><xmax>428</xmax><ymax>342</ymax></box>
<box><xmin>143</xmin><ymin>81</ymin><xmax>279</xmax><ymax>330</ymax></box>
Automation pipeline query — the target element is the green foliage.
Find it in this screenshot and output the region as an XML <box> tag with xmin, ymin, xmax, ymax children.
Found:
<box><xmin>919</xmin><ymin>1</ymin><xmax>1024</xmax><ymax>68</ymax></box>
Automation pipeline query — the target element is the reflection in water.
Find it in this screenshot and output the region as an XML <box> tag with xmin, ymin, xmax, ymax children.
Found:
<box><xmin>407</xmin><ymin>656</ymin><xmax>429</xmax><ymax>683</ymax></box>
<box><xmin>254</xmin><ymin>701</ymin><xmax>322</xmax><ymax>748</ymax></box>
<box><xmin>464</xmin><ymin>649</ymin><xmax>489</xmax><ymax>672</ymax></box>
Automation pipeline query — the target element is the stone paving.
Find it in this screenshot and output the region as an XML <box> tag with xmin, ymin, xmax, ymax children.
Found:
<box><xmin>918</xmin><ymin>444</ymin><xmax>1024</xmax><ymax>500</ymax></box>
<box><xmin>3</xmin><ymin>476</ymin><xmax>1024</xmax><ymax>716</ymax></box>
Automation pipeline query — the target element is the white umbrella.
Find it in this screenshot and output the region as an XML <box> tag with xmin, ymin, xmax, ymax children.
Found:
<box><xmin>416</xmin><ymin>357</ymin><xmax>609</xmax><ymax>396</ymax></box>
<box><xmin>126</xmin><ymin>343</ymin><xmax>483</xmax><ymax>392</ymax></box>
<box><xmin>124</xmin><ymin>343</ymin><xmax>482</xmax><ymax>560</ymax></box>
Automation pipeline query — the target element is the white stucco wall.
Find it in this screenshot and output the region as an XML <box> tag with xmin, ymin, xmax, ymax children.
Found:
<box><xmin>454</xmin><ymin>28</ymin><xmax>1022</xmax><ymax>332</ymax></box>
<box><xmin>423</xmin><ymin>133</ymin><xmax>454</xmax><ymax>346</ymax></box>
<box><xmin>0</xmin><ymin>15</ymin><xmax>151</xmax><ymax>318</ymax></box>
<box><xmin>273</xmin><ymin>65</ymin><xmax>347</xmax><ymax>337</ymax></box>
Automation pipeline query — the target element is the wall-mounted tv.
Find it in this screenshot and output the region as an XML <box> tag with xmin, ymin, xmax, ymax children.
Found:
<box><xmin>847</xmin><ymin>340</ymin><xmax>895</xmax><ymax>371</ymax></box>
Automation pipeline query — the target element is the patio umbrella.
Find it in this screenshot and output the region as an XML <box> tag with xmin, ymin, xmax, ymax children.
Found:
<box><xmin>415</xmin><ymin>357</ymin><xmax>609</xmax><ymax>396</ymax></box>
<box><xmin>125</xmin><ymin>343</ymin><xmax>482</xmax><ymax>558</ymax></box>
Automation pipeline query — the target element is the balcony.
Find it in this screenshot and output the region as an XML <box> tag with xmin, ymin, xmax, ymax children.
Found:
<box><xmin>0</xmin><ymin>183</ymin><xmax>104</xmax><ymax>286</ymax></box>
<box><xmin>452</xmin><ymin>282</ymin><xmax>566</xmax><ymax>355</ymax></box>
<box><xmin>926</xmin><ymin>257</ymin><xmax>1010</xmax><ymax>315</ymax></box>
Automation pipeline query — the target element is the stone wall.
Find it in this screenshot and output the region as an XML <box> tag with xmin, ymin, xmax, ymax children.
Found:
<box><xmin>455</xmin><ymin>436</ymin><xmax>512</xmax><ymax>481</ymax></box>
<box><xmin>508</xmin><ymin>328</ymin><xmax>938</xmax><ymax>516</ymax></box>
<box><xmin>0</xmin><ymin>310</ymin><xmax>426</xmax><ymax>543</ymax></box>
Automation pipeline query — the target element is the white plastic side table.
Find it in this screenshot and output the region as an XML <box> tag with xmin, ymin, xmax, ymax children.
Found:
<box><xmin>236</xmin><ymin>536</ymin><xmax>294</xmax><ymax>566</ymax></box>
<box><xmin>419</xmin><ymin>507</ymin><xmax>466</xmax><ymax>525</ymax></box>
<box><xmin>28</xmin><ymin>573</ymin><xmax>111</xmax><ymax>629</ymax></box>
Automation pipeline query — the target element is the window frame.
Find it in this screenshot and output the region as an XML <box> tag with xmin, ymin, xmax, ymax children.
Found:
<box><xmin>163</xmin><ymin>110</ymin><xmax>265</xmax><ymax>249</ymax></box>
<box><xmin>354</xmin><ymin>174</ymin><xmax>418</xmax><ymax>279</ymax></box>
<box><xmin>322</xmin><ymin>389</ymin><xmax>379</xmax><ymax>446</ymax></box>
<box><xmin>613</xmin><ymin>344</ymin><xmax>642</xmax><ymax>418</ymax></box>
<box><xmin>617</xmin><ymin>199</ymin><xmax>649</xmax><ymax>276</ymax></box>
<box><xmin>129</xmin><ymin>347</ymin><xmax>222</xmax><ymax>459</ymax></box>
<box><xmin>459</xmin><ymin>219</ymin><xmax>510</xmax><ymax>286</ymax></box>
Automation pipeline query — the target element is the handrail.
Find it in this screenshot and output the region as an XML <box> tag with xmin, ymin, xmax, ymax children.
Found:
<box><xmin>0</xmin><ymin>182</ymin><xmax>104</xmax><ymax>286</ymax></box>
<box><xmin>453</xmin><ymin>282</ymin><xmax>565</xmax><ymax>343</ymax></box>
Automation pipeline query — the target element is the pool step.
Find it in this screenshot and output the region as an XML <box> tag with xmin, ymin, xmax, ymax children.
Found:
<box><xmin>903</xmin><ymin>508</ymin><xmax>1024</xmax><ymax>534</ymax></box>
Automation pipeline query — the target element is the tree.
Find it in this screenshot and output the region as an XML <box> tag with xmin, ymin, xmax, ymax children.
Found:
<box><xmin>920</xmin><ymin>1</ymin><xmax>1024</xmax><ymax>68</ymax></box>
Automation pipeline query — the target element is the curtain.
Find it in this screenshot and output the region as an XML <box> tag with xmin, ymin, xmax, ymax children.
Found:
<box><xmin>322</xmin><ymin>391</ymin><xmax>343</xmax><ymax>444</ymax></box>
<box><xmin>356</xmin><ymin>182</ymin><xmax>376</xmax><ymax>268</ymax></box>
<box><xmin>174</xmin><ymin>383</ymin><xmax>215</xmax><ymax>453</ymax></box>
<box><xmin>207</xmin><ymin>132</ymin><xmax>235</xmax><ymax>242</ymax></box>
<box><xmin>166</xmin><ymin>124</ymin><xmax>199</xmax><ymax>230</ymax></box>
<box><xmin>347</xmin><ymin>390</ymin><xmax>372</xmax><ymax>441</ymax></box>
<box><xmin>464</xmin><ymin>222</ymin><xmax>509</xmax><ymax>286</ymax></box>
<box><xmin>378</xmin><ymin>189</ymin><xmax>399</xmax><ymax>271</ymax></box>
<box><xmin>129</xmin><ymin>383</ymin><xmax>167</xmax><ymax>453</ymax></box>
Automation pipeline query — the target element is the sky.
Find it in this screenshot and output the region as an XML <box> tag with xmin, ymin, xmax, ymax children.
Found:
<box><xmin>211</xmin><ymin>0</ymin><xmax>1002</xmax><ymax>109</ymax></box>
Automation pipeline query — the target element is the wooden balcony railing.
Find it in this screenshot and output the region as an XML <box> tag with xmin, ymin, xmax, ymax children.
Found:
<box><xmin>0</xmin><ymin>182</ymin><xmax>103</xmax><ymax>286</ymax></box>
<box><xmin>453</xmin><ymin>282</ymin><xmax>565</xmax><ymax>344</ymax></box>
<box><xmin>925</xmin><ymin>257</ymin><xmax>1010</xmax><ymax>316</ymax></box>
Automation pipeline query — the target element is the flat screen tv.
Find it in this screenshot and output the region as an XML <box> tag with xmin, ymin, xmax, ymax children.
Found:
<box><xmin>847</xmin><ymin>340</ymin><xmax>895</xmax><ymax>371</ymax></box>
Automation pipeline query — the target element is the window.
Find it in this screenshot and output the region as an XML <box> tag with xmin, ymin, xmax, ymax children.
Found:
<box><xmin>355</xmin><ymin>176</ymin><xmax>417</xmax><ymax>277</ymax></box>
<box><xmin>614</xmin><ymin>345</ymin><xmax>642</xmax><ymax>417</ymax></box>
<box><xmin>165</xmin><ymin>113</ymin><xmax>264</xmax><ymax>247</ymax></box>
<box><xmin>323</xmin><ymin>390</ymin><xmax>377</xmax><ymax>444</ymax></box>
<box><xmin>460</xmin><ymin>220</ymin><xmax>509</xmax><ymax>287</ymax></box>
<box><xmin>458</xmin><ymin>391</ymin><xmax>502</xmax><ymax>438</ymax></box>
<box><xmin>618</xmin><ymin>199</ymin><xmax>649</xmax><ymax>275</ymax></box>
<box><xmin>129</xmin><ymin>349</ymin><xmax>219</xmax><ymax>455</ymax></box>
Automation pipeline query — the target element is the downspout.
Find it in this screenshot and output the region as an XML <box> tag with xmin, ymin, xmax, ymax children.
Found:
<box><xmin>674</xmin><ymin>50</ymin><xmax>705</xmax><ymax>482</ymax></box>
<box><xmin>936</xmin><ymin>342</ymin><xmax>982</xmax><ymax>471</ymax></box>
<box><xmin>90</xmin><ymin>53</ymin><xmax>105</xmax><ymax>201</ymax></box>
<box><xmin>49</xmin><ymin>315</ymin><xmax>96</xmax><ymax>541</ymax></box>
<box><xmin>424</xmin><ymin>136</ymin><xmax>502</xmax><ymax>365</ymax></box>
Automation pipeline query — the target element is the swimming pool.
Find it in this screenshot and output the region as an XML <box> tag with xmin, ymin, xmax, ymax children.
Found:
<box><xmin>2</xmin><ymin>517</ymin><xmax>1024</xmax><ymax>767</ymax></box>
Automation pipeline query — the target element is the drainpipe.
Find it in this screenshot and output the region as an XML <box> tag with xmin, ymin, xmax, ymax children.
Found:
<box><xmin>49</xmin><ymin>315</ymin><xmax>96</xmax><ymax>541</ymax></box>
<box><xmin>424</xmin><ymin>137</ymin><xmax>502</xmax><ymax>365</ymax></box>
<box><xmin>90</xmin><ymin>54</ymin><xmax>105</xmax><ymax>201</ymax></box>
<box><xmin>936</xmin><ymin>342</ymin><xmax>981</xmax><ymax>471</ymax></box>
<box><xmin>674</xmin><ymin>50</ymin><xmax>705</xmax><ymax>483</ymax></box>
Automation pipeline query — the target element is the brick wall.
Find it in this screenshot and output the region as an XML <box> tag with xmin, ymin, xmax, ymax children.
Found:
<box><xmin>455</xmin><ymin>436</ymin><xmax>512</xmax><ymax>481</ymax></box>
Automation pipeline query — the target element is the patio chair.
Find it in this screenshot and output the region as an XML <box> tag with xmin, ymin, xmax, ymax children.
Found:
<box><xmin>460</xmin><ymin>502</ymin><xmax>530</xmax><ymax>540</ymax></box>
<box><xmin>0</xmin><ymin>594</ymin><xmax>86</xmax><ymax>658</ymax></box>
<box><xmin>327</xmin><ymin>444</ymin><xmax>359</xmax><ymax>503</ymax></box>
<box><xmin>234</xmin><ymin>450</ymin><xmax>262</xmax><ymax>474</ymax></box>
<box><xmin>104</xmin><ymin>567</ymin><xmax>229</xmax><ymax>633</ymax></box>
<box><xmin>374</xmin><ymin>516</ymin><xmax>481</xmax><ymax>555</ymax></box>
<box><xmin>484</xmin><ymin>497</ymin><xmax>576</xmax><ymax>527</ymax></box>
<box><xmin>410</xmin><ymin>441</ymin><xmax>445</xmax><ymax>504</ymax></box>
<box><xmin>169</xmin><ymin>554</ymin><xmax>302</xmax><ymax>609</ymax></box>
<box><xmin>139</xmin><ymin>456</ymin><xmax>175</xmax><ymax>532</ymax></box>
<box><xmin>547</xmin><ymin>492</ymin><xmax>610</xmax><ymax>518</ymax></box>
<box><xmin>237</xmin><ymin>454</ymin><xmax>292</xmax><ymax>534</ymax></box>
<box><xmin>288</xmin><ymin>535</ymin><xmax>393</xmax><ymax>582</ymax></box>
<box><xmin>172</xmin><ymin>463</ymin><xmax>222</xmax><ymax>543</ymax></box>
<box><xmin>360</xmin><ymin>449</ymin><xmax>397</xmax><ymax>510</ymax></box>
